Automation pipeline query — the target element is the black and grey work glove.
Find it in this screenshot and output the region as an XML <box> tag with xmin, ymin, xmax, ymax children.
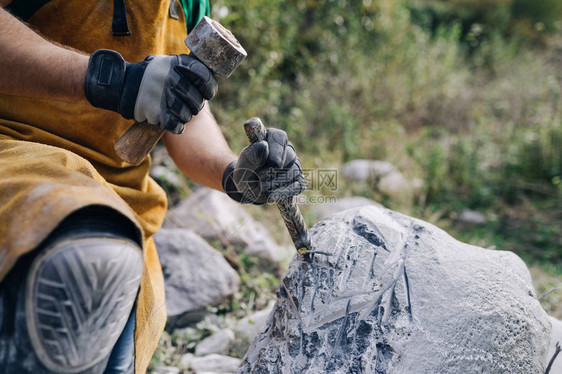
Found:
<box><xmin>222</xmin><ymin>128</ymin><xmax>306</xmax><ymax>205</ymax></box>
<box><xmin>85</xmin><ymin>49</ymin><xmax>217</xmax><ymax>134</ymax></box>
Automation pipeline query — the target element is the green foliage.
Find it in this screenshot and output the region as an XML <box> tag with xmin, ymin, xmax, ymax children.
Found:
<box><xmin>209</xmin><ymin>0</ymin><xmax>561</xmax><ymax>267</ymax></box>
<box><xmin>214</xmin><ymin>250</ymin><xmax>279</xmax><ymax>318</ymax></box>
<box><xmin>410</xmin><ymin>112</ymin><xmax>562</xmax><ymax>210</ymax></box>
<box><xmin>408</xmin><ymin>0</ymin><xmax>562</xmax><ymax>47</ymax></box>
<box><xmin>212</xmin><ymin>0</ymin><xmax>470</xmax><ymax>161</ymax></box>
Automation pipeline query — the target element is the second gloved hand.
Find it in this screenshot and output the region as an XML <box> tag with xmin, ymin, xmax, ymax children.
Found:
<box><xmin>85</xmin><ymin>49</ymin><xmax>217</xmax><ymax>134</ymax></box>
<box><xmin>222</xmin><ymin>127</ymin><xmax>306</xmax><ymax>204</ymax></box>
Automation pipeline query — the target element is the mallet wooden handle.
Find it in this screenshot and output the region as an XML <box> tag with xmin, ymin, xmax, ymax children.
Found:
<box><xmin>114</xmin><ymin>123</ymin><xmax>165</xmax><ymax>165</ymax></box>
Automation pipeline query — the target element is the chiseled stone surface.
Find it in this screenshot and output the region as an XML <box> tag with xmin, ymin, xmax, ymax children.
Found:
<box><xmin>238</xmin><ymin>206</ymin><xmax>551</xmax><ymax>373</ymax></box>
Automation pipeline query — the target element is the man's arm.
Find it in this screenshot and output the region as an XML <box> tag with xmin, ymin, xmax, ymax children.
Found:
<box><xmin>163</xmin><ymin>102</ymin><xmax>237</xmax><ymax>192</ymax></box>
<box><xmin>0</xmin><ymin>7</ymin><xmax>88</xmax><ymax>102</ymax></box>
<box><xmin>0</xmin><ymin>6</ymin><xmax>233</xmax><ymax>191</ymax></box>
<box><xmin>165</xmin><ymin>105</ymin><xmax>306</xmax><ymax>204</ymax></box>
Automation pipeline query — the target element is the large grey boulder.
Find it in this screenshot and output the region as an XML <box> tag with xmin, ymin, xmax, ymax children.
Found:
<box><xmin>154</xmin><ymin>229</ymin><xmax>240</xmax><ymax>327</ymax></box>
<box><xmin>238</xmin><ymin>206</ymin><xmax>551</xmax><ymax>373</ymax></box>
<box><xmin>164</xmin><ymin>187</ymin><xmax>288</xmax><ymax>268</ymax></box>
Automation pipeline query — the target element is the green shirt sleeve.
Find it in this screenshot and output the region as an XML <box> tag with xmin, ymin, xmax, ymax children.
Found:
<box><xmin>179</xmin><ymin>0</ymin><xmax>211</xmax><ymax>33</ymax></box>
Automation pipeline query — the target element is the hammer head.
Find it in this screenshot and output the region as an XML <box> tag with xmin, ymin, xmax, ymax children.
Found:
<box><xmin>185</xmin><ymin>16</ymin><xmax>247</xmax><ymax>78</ymax></box>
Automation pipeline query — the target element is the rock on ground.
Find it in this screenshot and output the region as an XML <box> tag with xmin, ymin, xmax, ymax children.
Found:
<box><xmin>189</xmin><ymin>354</ymin><xmax>242</xmax><ymax>373</ymax></box>
<box><xmin>152</xmin><ymin>366</ymin><xmax>180</xmax><ymax>374</ymax></box>
<box><xmin>238</xmin><ymin>206</ymin><xmax>551</xmax><ymax>373</ymax></box>
<box><xmin>341</xmin><ymin>160</ymin><xmax>422</xmax><ymax>197</ymax></box>
<box><xmin>164</xmin><ymin>187</ymin><xmax>286</xmax><ymax>268</ymax></box>
<box><xmin>195</xmin><ymin>329</ymin><xmax>236</xmax><ymax>357</ymax></box>
<box><xmin>177</xmin><ymin>353</ymin><xmax>194</xmax><ymax>370</ymax></box>
<box><xmin>154</xmin><ymin>229</ymin><xmax>240</xmax><ymax>328</ymax></box>
<box><xmin>341</xmin><ymin>160</ymin><xmax>393</xmax><ymax>182</ymax></box>
<box><xmin>233</xmin><ymin>302</ymin><xmax>276</xmax><ymax>344</ymax></box>
<box><xmin>457</xmin><ymin>210</ymin><xmax>487</xmax><ymax>226</ymax></box>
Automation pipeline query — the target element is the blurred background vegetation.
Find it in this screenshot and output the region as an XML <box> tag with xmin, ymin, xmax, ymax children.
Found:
<box><xmin>206</xmin><ymin>0</ymin><xmax>561</xmax><ymax>277</ymax></box>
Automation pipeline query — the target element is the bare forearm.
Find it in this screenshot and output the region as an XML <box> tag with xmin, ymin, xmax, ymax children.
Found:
<box><xmin>0</xmin><ymin>8</ymin><xmax>88</xmax><ymax>102</ymax></box>
<box><xmin>163</xmin><ymin>103</ymin><xmax>237</xmax><ymax>191</ymax></box>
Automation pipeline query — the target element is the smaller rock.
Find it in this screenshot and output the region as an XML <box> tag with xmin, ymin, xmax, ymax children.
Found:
<box><xmin>154</xmin><ymin>229</ymin><xmax>240</xmax><ymax>329</ymax></box>
<box><xmin>458</xmin><ymin>210</ymin><xmax>487</xmax><ymax>226</ymax></box>
<box><xmin>167</xmin><ymin>308</ymin><xmax>216</xmax><ymax>330</ymax></box>
<box><xmin>150</xmin><ymin>165</ymin><xmax>182</xmax><ymax>186</ymax></box>
<box><xmin>150</xmin><ymin>164</ymin><xmax>184</xmax><ymax>206</ymax></box>
<box><xmin>341</xmin><ymin>159</ymin><xmax>420</xmax><ymax>196</ymax></box>
<box><xmin>177</xmin><ymin>353</ymin><xmax>194</xmax><ymax>370</ymax></box>
<box><xmin>165</xmin><ymin>187</ymin><xmax>283</xmax><ymax>269</ymax></box>
<box><xmin>172</xmin><ymin>326</ymin><xmax>197</xmax><ymax>342</ymax></box>
<box><xmin>195</xmin><ymin>329</ymin><xmax>235</xmax><ymax>356</ymax></box>
<box><xmin>341</xmin><ymin>159</ymin><xmax>383</xmax><ymax>181</ymax></box>
<box><xmin>190</xmin><ymin>354</ymin><xmax>241</xmax><ymax>373</ymax></box>
<box><xmin>377</xmin><ymin>168</ymin><xmax>409</xmax><ymax>196</ymax></box>
<box><xmin>233</xmin><ymin>302</ymin><xmax>275</xmax><ymax>343</ymax></box>
<box><xmin>546</xmin><ymin>316</ymin><xmax>562</xmax><ymax>373</ymax></box>
<box><xmin>152</xmin><ymin>366</ymin><xmax>180</xmax><ymax>374</ymax></box>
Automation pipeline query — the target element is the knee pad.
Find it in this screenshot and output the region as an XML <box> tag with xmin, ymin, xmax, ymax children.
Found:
<box><xmin>0</xmin><ymin>207</ymin><xmax>143</xmax><ymax>374</ymax></box>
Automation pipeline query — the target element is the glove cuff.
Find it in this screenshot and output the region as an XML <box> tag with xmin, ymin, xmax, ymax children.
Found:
<box><xmin>85</xmin><ymin>50</ymin><xmax>126</xmax><ymax>113</ymax></box>
<box><xmin>222</xmin><ymin>160</ymin><xmax>245</xmax><ymax>203</ymax></box>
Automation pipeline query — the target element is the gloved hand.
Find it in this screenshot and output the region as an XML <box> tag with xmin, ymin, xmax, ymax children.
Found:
<box><xmin>85</xmin><ymin>49</ymin><xmax>217</xmax><ymax>134</ymax></box>
<box><xmin>222</xmin><ymin>128</ymin><xmax>306</xmax><ymax>204</ymax></box>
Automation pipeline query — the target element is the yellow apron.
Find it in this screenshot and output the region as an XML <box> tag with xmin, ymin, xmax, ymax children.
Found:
<box><xmin>0</xmin><ymin>1</ymin><xmax>190</xmax><ymax>371</ymax></box>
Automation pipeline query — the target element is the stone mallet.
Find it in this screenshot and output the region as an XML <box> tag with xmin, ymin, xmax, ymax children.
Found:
<box><xmin>243</xmin><ymin>117</ymin><xmax>314</xmax><ymax>258</ymax></box>
<box><xmin>114</xmin><ymin>16</ymin><xmax>247</xmax><ymax>166</ymax></box>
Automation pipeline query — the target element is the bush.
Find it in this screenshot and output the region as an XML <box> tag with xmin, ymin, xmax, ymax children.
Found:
<box><xmin>408</xmin><ymin>0</ymin><xmax>562</xmax><ymax>48</ymax></box>
<box><xmin>408</xmin><ymin>47</ymin><xmax>562</xmax><ymax>209</ymax></box>
<box><xmin>212</xmin><ymin>0</ymin><xmax>470</xmax><ymax>159</ymax></box>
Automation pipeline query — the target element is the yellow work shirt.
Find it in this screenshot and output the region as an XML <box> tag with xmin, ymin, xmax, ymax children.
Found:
<box><xmin>0</xmin><ymin>1</ymin><xmax>192</xmax><ymax>372</ymax></box>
